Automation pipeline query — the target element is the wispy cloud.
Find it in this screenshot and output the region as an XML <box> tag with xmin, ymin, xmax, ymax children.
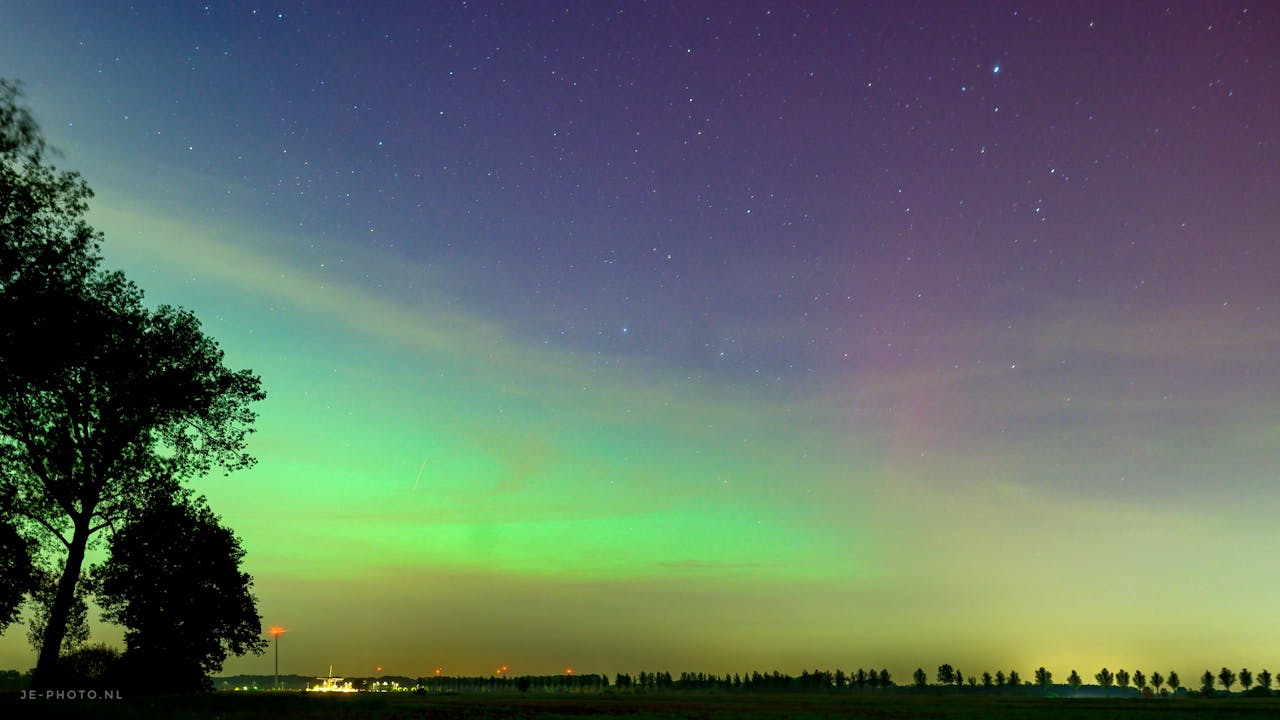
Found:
<box><xmin>88</xmin><ymin>190</ymin><xmax>821</xmax><ymax>441</ymax></box>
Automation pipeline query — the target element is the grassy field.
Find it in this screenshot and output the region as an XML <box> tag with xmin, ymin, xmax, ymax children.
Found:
<box><xmin>3</xmin><ymin>691</ymin><xmax>1279</xmax><ymax>720</ymax></box>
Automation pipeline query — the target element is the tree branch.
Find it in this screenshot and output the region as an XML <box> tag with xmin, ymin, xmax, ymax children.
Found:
<box><xmin>15</xmin><ymin>507</ymin><xmax>71</xmax><ymax>550</ymax></box>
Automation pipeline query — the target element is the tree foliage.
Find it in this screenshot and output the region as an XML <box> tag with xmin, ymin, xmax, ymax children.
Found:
<box><xmin>0</xmin><ymin>79</ymin><xmax>265</xmax><ymax>687</ymax></box>
<box><xmin>1067</xmin><ymin>669</ymin><xmax>1081</xmax><ymax>691</ymax></box>
<box><xmin>1217</xmin><ymin>667</ymin><xmax>1235</xmax><ymax>693</ymax></box>
<box><xmin>0</xmin><ymin>512</ymin><xmax>34</xmax><ymax>632</ymax></box>
<box><xmin>57</xmin><ymin>642</ymin><xmax>121</xmax><ymax>688</ymax></box>
<box><xmin>96</xmin><ymin>492</ymin><xmax>267</xmax><ymax>692</ymax></box>
<box><xmin>0</xmin><ymin>80</ymin><xmax>99</xmax><ymax>301</ymax></box>
<box><xmin>24</xmin><ymin>568</ymin><xmax>91</xmax><ymax>655</ymax></box>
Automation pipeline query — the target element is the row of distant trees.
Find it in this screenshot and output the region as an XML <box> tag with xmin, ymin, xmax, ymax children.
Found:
<box><xmin>589</xmin><ymin>665</ymin><xmax>1280</xmax><ymax>696</ymax></box>
<box><xmin>906</xmin><ymin>664</ymin><xmax>1277</xmax><ymax>696</ymax></box>
<box><xmin>200</xmin><ymin>667</ymin><xmax>1280</xmax><ymax>697</ymax></box>
<box><xmin>612</xmin><ymin>669</ymin><xmax>897</xmax><ymax>691</ymax></box>
<box><xmin>420</xmin><ymin>666</ymin><xmax>1277</xmax><ymax>697</ymax></box>
<box><xmin>416</xmin><ymin>666</ymin><xmax>1276</xmax><ymax>697</ymax></box>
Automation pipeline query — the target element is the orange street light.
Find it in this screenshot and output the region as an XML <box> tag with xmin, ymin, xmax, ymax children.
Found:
<box><xmin>268</xmin><ymin>627</ymin><xmax>287</xmax><ymax>689</ymax></box>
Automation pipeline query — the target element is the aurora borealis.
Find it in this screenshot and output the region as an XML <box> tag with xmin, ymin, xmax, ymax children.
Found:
<box><xmin>2</xmin><ymin>0</ymin><xmax>1278</xmax><ymax>682</ymax></box>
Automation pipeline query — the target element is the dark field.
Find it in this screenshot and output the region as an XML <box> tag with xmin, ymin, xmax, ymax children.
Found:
<box><xmin>4</xmin><ymin>692</ymin><xmax>1279</xmax><ymax>720</ymax></box>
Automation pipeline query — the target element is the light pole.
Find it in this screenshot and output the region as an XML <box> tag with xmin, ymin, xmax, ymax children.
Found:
<box><xmin>269</xmin><ymin>627</ymin><xmax>287</xmax><ymax>689</ymax></box>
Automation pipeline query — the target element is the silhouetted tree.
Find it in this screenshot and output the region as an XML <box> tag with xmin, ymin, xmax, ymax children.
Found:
<box><xmin>1151</xmin><ymin>671</ymin><xmax>1164</xmax><ymax>694</ymax></box>
<box><xmin>1096</xmin><ymin>668</ymin><xmax>1114</xmax><ymax>695</ymax></box>
<box><xmin>96</xmin><ymin>492</ymin><xmax>266</xmax><ymax>692</ymax></box>
<box><xmin>0</xmin><ymin>80</ymin><xmax>265</xmax><ymax>688</ymax></box>
<box><xmin>995</xmin><ymin>670</ymin><xmax>1005</xmax><ymax>687</ymax></box>
<box><xmin>1067</xmin><ymin>669</ymin><xmax>1081</xmax><ymax>693</ymax></box>
<box><xmin>967</xmin><ymin>675</ymin><xmax>976</xmax><ymax>686</ymax></box>
<box><xmin>24</xmin><ymin>568</ymin><xmax>90</xmax><ymax>656</ymax></box>
<box><xmin>936</xmin><ymin>664</ymin><xmax>954</xmax><ymax>686</ymax></box>
<box><xmin>0</xmin><ymin>515</ymin><xmax>34</xmax><ymax>633</ymax></box>
<box><xmin>1034</xmin><ymin>667</ymin><xmax>1052</xmax><ymax>688</ymax></box>
<box><xmin>1217</xmin><ymin>667</ymin><xmax>1235</xmax><ymax>693</ymax></box>
<box><xmin>854</xmin><ymin>668</ymin><xmax>867</xmax><ymax>688</ymax></box>
<box><xmin>981</xmin><ymin>671</ymin><xmax>993</xmax><ymax>688</ymax></box>
<box><xmin>1238</xmin><ymin>668</ymin><xmax>1252</xmax><ymax>691</ymax></box>
<box><xmin>1257</xmin><ymin>668</ymin><xmax>1271</xmax><ymax>690</ymax></box>
<box><xmin>877</xmin><ymin>669</ymin><xmax>890</xmax><ymax>687</ymax></box>
<box><xmin>57</xmin><ymin>643</ymin><xmax>120</xmax><ymax>687</ymax></box>
<box><xmin>913</xmin><ymin>668</ymin><xmax>927</xmax><ymax>688</ymax></box>
<box><xmin>1167</xmin><ymin>671</ymin><xmax>1180</xmax><ymax>694</ymax></box>
<box><xmin>1115</xmin><ymin>669</ymin><xmax>1130</xmax><ymax>691</ymax></box>
<box><xmin>1007</xmin><ymin>670</ymin><xmax>1020</xmax><ymax>687</ymax></box>
<box><xmin>1133</xmin><ymin>670</ymin><xmax>1146</xmax><ymax>692</ymax></box>
<box><xmin>1200</xmin><ymin>670</ymin><xmax>1215</xmax><ymax>695</ymax></box>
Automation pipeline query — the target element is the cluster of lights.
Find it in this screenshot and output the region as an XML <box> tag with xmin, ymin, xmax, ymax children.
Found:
<box><xmin>267</xmin><ymin>625</ymin><xmax>578</xmax><ymax>692</ymax></box>
<box><xmin>306</xmin><ymin>677</ymin><xmax>357</xmax><ymax>693</ymax></box>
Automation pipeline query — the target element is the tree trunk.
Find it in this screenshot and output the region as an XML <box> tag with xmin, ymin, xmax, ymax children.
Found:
<box><xmin>30</xmin><ymin>519</ymin><xmax>91</xmax><ymax>690</ymax></box>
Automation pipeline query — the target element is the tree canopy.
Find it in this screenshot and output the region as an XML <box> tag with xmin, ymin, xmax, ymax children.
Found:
<box><xmin>0</xmin><ymin>512</ymin><xmax>33</xmax><ymax>632</ymax></box>
<box><xmin>97</xmin><ymin>491</ymin><xmax>266</xmax><ymax>692</ymax></box>
<box><xmin>0</xmin><ymin>78</ymin><xmax>265</xmax><ymax>688</ymax></box>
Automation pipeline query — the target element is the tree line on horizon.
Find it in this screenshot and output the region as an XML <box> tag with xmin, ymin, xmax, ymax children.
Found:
<box><xmin>0</xmin><ymin>78</ymin><xmax>267</xmax><ymax>692</ymax></box>
<box><xmin>5</xmin><ymin>657</ymin><xmax>1279</xmax><ymax>698</ymax></box>
<box><xmin>183</xmin><ymin>665</ymin><xmax>1280</xmax><ymax>698</ymax></box>
<box><xmin>908</xmin><ymin>664</ymin><xmax>1277</xmax><ymax>698</ymax></box>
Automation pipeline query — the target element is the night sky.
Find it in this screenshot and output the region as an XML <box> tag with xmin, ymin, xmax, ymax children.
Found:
<box><xmin>2</xmin><ymin>1</ymin><xmax>1278</xmax><ymax>680</ymax></box>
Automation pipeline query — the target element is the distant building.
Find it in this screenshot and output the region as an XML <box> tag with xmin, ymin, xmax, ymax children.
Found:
<box><xmin>307</xmin><ymin>667</ymin><xmax>357</xmax><ymax>693</ymax></box>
